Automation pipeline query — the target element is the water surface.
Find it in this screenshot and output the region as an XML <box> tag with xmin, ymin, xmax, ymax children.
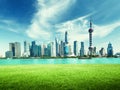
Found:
<box><xmin>0</xmin><ymin>58</ymin><xmax>120</xmax><ymax>65</ymax></box>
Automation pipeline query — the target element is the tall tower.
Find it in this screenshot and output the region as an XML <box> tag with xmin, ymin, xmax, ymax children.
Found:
<box><xmin>88</xmin><ymin>19</ymin><xmax>94</xmax><ymax>56</ymax></box>
<box><xmin>48</xmin><ymin>42</ymin><xmax>56</xmax><ymax>57</ymax></box>
<box><xmin>24</xmin><ymin>41</ymin><xmax>30</xmax><ymax>57</ymax></box>
<box><xmin>80</xmin><ymin>42</ymin><xmax>85</xmax><ymax>57</ymax></box>
<box><xmin>107</xmin><ymin>42</ymin><xmax>113</xmax><ymax>57</ymax></box>
<box><xmin>55</xmin><ymin>38</ymin><xmax>59</xmax><ymax>56</ymax></box>
<box><xmin>64</xmin><ymin>31</ymin><xmax>69</xmax><ymax>56</ymax></box>
<box><xmin>9</xmin><ymin>43</ymin><xmax>15</xmax><ymax>56</ymax></box>
<box><xmin>74</xmin><ymin>41</ymin><xmax>78</xmax><ymax>56</ymax></box>
<box><xmin>60</xmin><ymin>41</ymin><xmax>64</xmax><ymax>57</ymax></box>
<box><xmin>9</xmin><ymin>42</ymin><xmax>21</xmax><ymax>57</ymax></box>
<box><xmin>14</xmin><ymin>42</ymin><xmax>21</xmax><ymax>57</ymax></box>
<box><xmin>65</xmin><ymin>31</ymin><xmax>68</xmax><ymax>44</ymax></box>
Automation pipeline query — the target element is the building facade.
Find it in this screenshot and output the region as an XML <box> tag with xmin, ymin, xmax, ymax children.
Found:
<box><xmin>80</xmin><ymin>42</ymin><xmax>85</xmax><ymax>57</ymax></box>
<box><xmin>99</xmin><ymin>47</ymin><xmax>106</xmax><ymax>56</ymax></box>
<box><xmin>5</xmin><ymin>51</ymin><xmax>13</xmax><ymax>58</ymax></box>
<box><xmin>74</xmin><ymin>41</ymin><xmax>78</xmax><ymax>56</ymax></box>
<box><xmin>59</xmin><ymin>41</ymin><xmax>64</xmax><ymax>57</ymax></box>
<box><xmin>30</xmin><ymin>41</ymin><xmax>41</xmax><ymax>57</ymax></box>
<box><xmin>107</xmin><ymin>43</ymin><xmax>113</xmax><ymax>57</ymax></box>
<box><xmin>55</xmin><ymin>38</ymin><xmax>60</xmax><ymax>56</ymax></box>
<box><xmin>9</xmin><ymin>42</ymin><xmax>21</xmax><ymax>57</ymax></box>
<box><xmin>65</xmin><ymin>31</ymin><xmax>68</xmax><ymax>44</ymax></box>
<box><xmin>24</xmin><ymin>41</ymin><xmax>30</xmax><ymax>57</ymax></box>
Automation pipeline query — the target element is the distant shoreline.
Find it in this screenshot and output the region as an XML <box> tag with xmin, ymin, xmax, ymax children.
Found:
<box><xmin>0</xmin><ymin>56</ymin><xmax>119</xmax><ymax>60</ymax></box>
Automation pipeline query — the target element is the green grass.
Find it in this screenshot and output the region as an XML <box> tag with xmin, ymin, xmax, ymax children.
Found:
<box><xmin>0</xmin><ymin>64</ymin><xmax>120</xmax><ymax>90</ymax></box>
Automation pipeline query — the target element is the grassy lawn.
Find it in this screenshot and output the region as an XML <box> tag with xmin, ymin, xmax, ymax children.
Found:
<box><xmin>0</xmin><ymin>64</ymin><xmax>120</xmax><ymax>90</ymax></box>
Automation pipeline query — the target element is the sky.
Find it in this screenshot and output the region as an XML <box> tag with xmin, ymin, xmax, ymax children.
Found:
<box><xmin>0</xmin><ymin>0</ymin><xmax>120</xmax><ymax>56</ymax></box>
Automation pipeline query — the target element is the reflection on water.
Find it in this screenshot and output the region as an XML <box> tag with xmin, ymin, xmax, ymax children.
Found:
<box><xmin>0</xmin><ymin>58</ymin><xmax>120</xmax><ymax>65</ymax></box>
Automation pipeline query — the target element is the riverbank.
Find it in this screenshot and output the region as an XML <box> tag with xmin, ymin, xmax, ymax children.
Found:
<box><xmin>0</xmin><ymin>64</ymin><xmax>120</xmax><ymax>90</ymax></box>
<box><xmin>0</xmin><ymin>56</ymin><xmax>118</xmax><ymax>60</ymax></box>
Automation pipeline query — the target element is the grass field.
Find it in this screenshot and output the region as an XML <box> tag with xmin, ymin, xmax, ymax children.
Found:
<box><xmin>0</xmin><ymin>64</ymin><xmax>120</xmax><ymax>90</ymax></box>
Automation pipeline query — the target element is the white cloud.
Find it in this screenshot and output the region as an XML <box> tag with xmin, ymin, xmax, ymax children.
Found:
<box><xmin>55</xmin><ymin>14</ymin><xmax>92</xmax><ymax>42</ymax></box>
<box><xmin>26</xmin><ymin>0</ymin><xmax>120</xmax><ymax>46</ymax></box>
<box><xmin>55</xmin><ymin>15</ymin><xmax>120</xmax><ymax>44</ymax></box>
<box><xmin>26</xmin><ymin>0</ymin><xmax>76</xmax><ymax>41</ymax></box>
<box><xmin>94</xmin><ymin>22</ymin><xmax>120</xmax><ymax>37</ymax></box>
<box><xmin>8</xmin><ymin>28</ymin><xmax>19</xmax><ymax>33</ymax></box>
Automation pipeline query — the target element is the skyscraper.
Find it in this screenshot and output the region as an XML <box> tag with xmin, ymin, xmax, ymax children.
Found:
<box><xmin>24</xmin><ymin>41</ymin><xmax>30</xmax><ymax>57</ymax></box>
<box><xmin>88</xmin><ymin>19</ymin><xmax>94</xmax><ymax>57</ymax></box>
<box><xmin>9</xmin><ymin>43</ymin><xmax>15</xmax><ymax>56</ymax></box>
<box><xmin>14</xmin><ymin>42</ymin><xmax>21</xmax><ymax>57</ymax></box>
<box><xmin>55</xmin><ymin>38</ymin><xmax>59</xmax><ymax>56</ymax></box>
<box><xmin>107</xmin><ymin>43</ymin><xmax>113</xmax><ymax>57</ymax></box>
<box><xmin>38</xmin><ymin>45</ymin><xmax>42</xmax><ymax>57</ymax></box>
<box><xmin>44</xmin><ymin>47</ymin><xmax>48</xmax><ymax>56</ymax></box>
<box><xmin>47</xmin><ymin>42</ymin><xmax>56</xmax><ymax>57</ymax></box>
<box><xmin>9</xmin><ymin>42</ymin><xmax>21</xmax><ymax>57</ymax></box>
<box><xmin>41</xmin><ymin>44</ymin><xmax>46</xmax><ymax>56</ymax></box>
<box><xmin>47</xmin><ymin>43</ymin><xmax>51</xmax><ymax>57</ymax></box>
<box><xmin>65</xmin><ymin>31</ymin><xmax>68</xmax><ymax>44</ymax></box>
<box><xmin>69</xmin><ymin>45</ymin><xmax>72</xmax><ymax>55</ymax></box>
<box><xmin>60</xmin><ymin>41</ymin><xmax>64</xmax><ymax>57</ymax></box>
<box><xmin>93</xmin><ymin>47</ymin><xmax>97</xmax><ymax>56</ymax></box>
<box><xmin>30</xmin><ymin>41</ymin><xmax>35</xmax><ymax>57</ymax></box>
<box><xmin>30</xmin><ymin>41</ymin><xmax>39</xmax><ymax>57</ymax></box>
<box><xmin>80</xmin><ymin>42</ymin><xmax>85</xmax><ymax>57</ymax></box>
<box><xmin>99</xmin><ymin>47</ymin><xmax>106</xmax><ymax>57</ymax></box>
<box><xmin>64</xmin><ymin>31</ymin><xmax>70</xmax><ymax>56</ymax></box>
<box><xmin>51</xmin><ymin>42</ymin><xmax>56</xmax><ymax>57</ymax></box>
<box><xmin>64</xmin><ymin>44</ymin><xmax>69</xmax><ymax>56</ymax></box>
<box><xmin>74</xmin><ymin>41</ymin><xmax>78</xmax><ymax>56</ymax></box>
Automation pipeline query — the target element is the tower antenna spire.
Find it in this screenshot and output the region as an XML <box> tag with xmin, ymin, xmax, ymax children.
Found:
<box><xmin>90</xmin><ymin>17</ymin><xmax>92</xmax><ymax>29</ymax></box>
<box><xmin>88</xmin><ymin>17</ymin><xmax>94</xmax><ymax>57</ymax></box>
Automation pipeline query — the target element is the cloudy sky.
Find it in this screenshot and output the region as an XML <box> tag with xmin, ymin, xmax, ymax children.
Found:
<box><xmin>0</xmin><ymin>0</ymin><xmax>120</xmax><ymax>56</ymax></box>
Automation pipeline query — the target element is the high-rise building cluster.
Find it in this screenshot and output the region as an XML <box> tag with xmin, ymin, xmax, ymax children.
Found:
<box><xmin>5</xmin><ymin>31</ymin><xmax>114</xmax><ymax>58</ymax></box>
<box><xmin>5</xmin><ymin>31</ymin><xmax>86</xmax><ymax>58</ymax></box>
<box><xmin>55</xmin><ymin>31</ymin><xmax>85</xmax><ymax>57</ymax></box>
<box><xmin>5</xmin><ymin>20</ymin><xmax>115</xmax><ymax>58</ymax></box>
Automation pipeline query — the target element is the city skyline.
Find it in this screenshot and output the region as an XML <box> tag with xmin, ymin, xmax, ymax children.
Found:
<box><xmin>5</xmin><ymin>31</ymin><xmax>115</xmax><ymax>58</ymax></box>
<box><xmin>0</xmin><ymin>0</ymin><xmax>120</xmax><ymax>56</ymax></box>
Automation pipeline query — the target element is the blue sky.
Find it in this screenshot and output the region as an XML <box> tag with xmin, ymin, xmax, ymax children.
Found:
<box><xmin>0</xmin><ymin>0</ymin><xmax>120</xmax><ymax>56</ymax></box>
